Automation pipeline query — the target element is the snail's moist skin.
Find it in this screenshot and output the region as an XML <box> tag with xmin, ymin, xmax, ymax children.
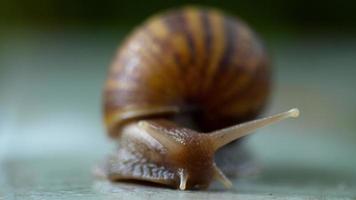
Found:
<box><xmin>102</xmin><ymin>109</ymin><xmax>300</xmax><ymax>189</ymax></box>
<box><xmin>105</xmin><ymin>119</ymin><xmax>215</xmax><ymax>189</ymax></box>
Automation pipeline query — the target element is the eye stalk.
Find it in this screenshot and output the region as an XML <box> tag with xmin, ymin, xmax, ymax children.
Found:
<box><xmin>210</xmin><ymin>108</ymin><xmax>300</xmax><ymax>150</ymax></box>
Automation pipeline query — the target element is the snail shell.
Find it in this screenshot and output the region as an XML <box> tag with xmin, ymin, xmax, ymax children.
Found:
<box><xmin>101</xmin><ymin>6</ymin><xmax>298</xmax><ymax>190</ymax></box>
<box><xmin>104</xmin><ymin>6</ymin><xmax>270</xmax><ymax>136</ymax></box>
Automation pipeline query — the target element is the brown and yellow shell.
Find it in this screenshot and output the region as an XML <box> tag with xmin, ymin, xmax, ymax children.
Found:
<box><xmin>104</xmin><ymin>6</ymin><xmax>271</xmax><ymax>138</ymax></box>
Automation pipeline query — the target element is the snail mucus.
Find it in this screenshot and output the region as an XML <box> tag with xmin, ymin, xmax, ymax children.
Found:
<box><xmin>100</xmin><ymin>6</ymin><xmax>299</xmax><ymax>190</ymax></box>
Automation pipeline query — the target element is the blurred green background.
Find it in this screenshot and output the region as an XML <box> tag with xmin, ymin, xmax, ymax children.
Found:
<box><xmin>1</xmin><ymin>0</ymin><xmax>356</xmax><ymax>32</ymax></box>
<box><xmin>1</xmin><ymin>0</ymin><xmax>356</xmax><ymax>199</ymax></box>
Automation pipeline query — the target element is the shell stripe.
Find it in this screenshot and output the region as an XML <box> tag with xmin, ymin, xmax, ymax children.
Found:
<box><xmin>202</xmin><ymin>10</ymin><xmax>225</xmax><ymax>94</ymax></box>
<box><xmin>217</xmin><ymin>17</ymin><xmax>237</xmax><ymax>75</ymax></box>
<box><xmin>164</xmin><ymin>10</ymin><xmax>196</xmax><ymax>72</ymax></box>
<box><xmin>144</xmin><ymin>18</ymin><xmax>186</xmax><ymax>99</ymax></box>
<box><xmin>205</xmin><ymin>16</ymin><xmax>239</xmax><ymax>106</ymax></box>
<box><xmin>182</xmin><ymin>8</ymin><xmax>207</xmax><ymax>97</ymax></box>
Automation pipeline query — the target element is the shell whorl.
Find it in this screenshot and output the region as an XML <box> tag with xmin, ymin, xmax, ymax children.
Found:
<box><xmin>104</xmin><ymin>7</ymin><xmax>271</xmax><ymax>138</ymax></box>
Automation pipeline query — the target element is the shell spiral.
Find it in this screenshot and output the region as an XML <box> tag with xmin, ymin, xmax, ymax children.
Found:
<box><xmin>104</xmin><ymin>7</ymin><xmax>271</xmax><ymax>138</ymax></box>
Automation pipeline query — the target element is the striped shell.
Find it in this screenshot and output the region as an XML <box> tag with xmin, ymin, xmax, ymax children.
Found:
<box><xmin>104</xmin><ymin>7</ymin><xmax>271</xmax><ymax>138</ymax></box>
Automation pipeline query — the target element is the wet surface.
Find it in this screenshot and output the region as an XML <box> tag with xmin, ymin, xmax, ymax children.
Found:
<box><xmin>1</xmin><ymin>28</ymin><xmax>356</xmax><ymax>199</ymax></box>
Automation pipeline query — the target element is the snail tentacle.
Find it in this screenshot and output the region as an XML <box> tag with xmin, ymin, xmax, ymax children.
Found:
<box><xmin>138</xmin><ymin>120</ymin><xmax>184</xmax><ymax>153</ymax></box>
<box><xmin>210</xmin><ymin>108</ymin><xmax>300</xmax><ymax>150</ymax></box>
<box><xmin>213</xmin><ymin>163</ymin><xmax>232</xmax><ymax>188</ymax></box>
<box><xmin>178</xmin><ymin>168</ymin><xmax>188</xmax><ymax>190</ymax></box>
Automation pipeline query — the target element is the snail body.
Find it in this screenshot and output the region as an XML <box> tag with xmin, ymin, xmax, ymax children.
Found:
<box><xmin>101</xmin><ymin>7</ymin><xmax>299</xmax><ymax>190</ymax></box>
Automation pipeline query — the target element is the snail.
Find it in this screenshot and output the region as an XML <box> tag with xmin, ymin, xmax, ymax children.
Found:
<box><xmin>100</xmin><ymin>6</ymin><xmax>299</xmax><ymax>190</ymax></box>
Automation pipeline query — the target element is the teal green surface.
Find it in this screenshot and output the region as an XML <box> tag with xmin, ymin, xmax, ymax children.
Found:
<box><xmin>1</xmin><ymin>28</ymin><xmax>356</xmax><ymax>199</ymax></box>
